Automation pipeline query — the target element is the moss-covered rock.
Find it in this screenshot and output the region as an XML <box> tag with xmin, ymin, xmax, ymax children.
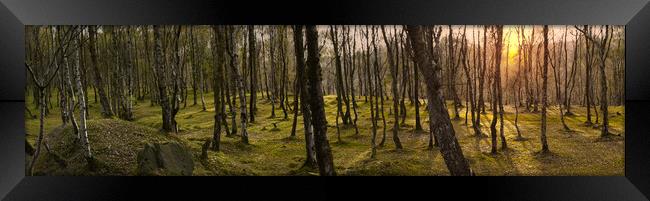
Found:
<box><xmin>137</xmin><ymin>143</ymin><xmax>160</xmax><ymax>175</ymax></box>
<box><xmin>137</xmin><ymin>141</ymin><xmax>194</xmax><ymax>176</ymax></box>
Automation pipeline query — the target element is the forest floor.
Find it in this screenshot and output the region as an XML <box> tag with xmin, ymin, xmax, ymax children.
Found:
<box><xmin>26</xmin><ymin>92</ymin><xmax>624</xmax><ymax>176</ymax></box>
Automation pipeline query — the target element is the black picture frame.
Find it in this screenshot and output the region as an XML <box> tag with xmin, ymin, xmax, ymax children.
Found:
<box><xmin>1</xmin><ymin>0</ymin><xmax>649</xmax><ymax>200</ymax></box>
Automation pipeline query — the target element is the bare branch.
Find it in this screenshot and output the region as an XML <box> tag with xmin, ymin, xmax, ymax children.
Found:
<box><xmin>24</xmin><ymin>62</ymin><xmax>42</xmax><ymax>87</ymax></box>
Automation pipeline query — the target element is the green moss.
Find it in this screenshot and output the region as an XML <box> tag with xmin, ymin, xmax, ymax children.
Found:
<box><xmin>27</xmin><ymin>91</ymin><xmax>624</xmax><ymax>176</ymax></box>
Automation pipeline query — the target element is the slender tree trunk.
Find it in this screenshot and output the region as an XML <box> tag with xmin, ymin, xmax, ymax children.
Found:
<box><xmin>399</xmin><ymin>32</ymin><xmax>409</xmax><ymax>125</ymax></box>
<box><xmin>540</xmin><ymin>25</ymin><xmax>550</xmax><ymax>153</ymax></box>
<box><xmin>566</xmin><ymin>33</ymin><xmax>579</xmax><ymax>115</ymax></box>
<box><xmin>226</xmin><ymin>26</ymin><xmax>249</xmax><ymax>144</ymax></box>
<box><xmin>406</xmin><ymin>25</ymin><xmax>472</xmax><ymax>176</ymax></box>
<box><xmin>269</xmin><ymin>28</ymin><xmax>277</xmax><ymax>118</ymax></box>
<box><xmin>495</xmin><ymin>26</ymin><xmax>507</xmax><ymax>150</ymax></box>
<box><xmin>381</xmin><ymin>26</ymin><xmax>403</xmax><ymax>149</ymax></box>
<box><xmin>279</xmin><ymin>27</ymin><xmax>289</xmax><ymax>119</ymax></box>
<box><xmin>584</xmin><ymin>25</ymin><xmax>593</xmax><ymax>125</ymax></box>
<box><xmin>190</xmin><ymin>28</ymin><xmax>198</xmax><ymax>106</ymax></box>
<box><xmin>291</xmin><ymin>26</ymin><xmax>317</xmax><ymax>167</ymax></box>
<box><xmin>59</xmin><ymin>56</ymin><xmax>69</xmax><ymax>126</ymax></box>
<box><xmin>289</xmin><ymin>72</ymin><xmax>300</xmax><ymax>139</ymax></box>
<box><xmin>475</xmin><ymin>27</ymin><xmax>484</xmax><ymax>134</ymax></box>
<box><xmin>599</xmin><ymin>26</ymin><xmax>611</xmax><ymax>137</ymax></box>
<box><xmin>448</xmin><ymin>25</ymin><xmax>461</xmax><ymax>120</ymax></box>
<box><xmin>349</xmin><ymin>27</ymin><xmax>360</xmax><ymax>135</ymax></box>
<box><xmin>460</xmin><ymin>27</ymin><xmax>480</xmax><ymax>137</ymax></box>
<box><xmin>152</xmin><ymin>26</ymin><xmax>173</xmax><ymax>132</ymax></box>
<box><xmin>73</xmin><ymin>38</ymin><xmax>93</xmax><ymax>163</ymax></box>
<box><xmin>499</xmin><ymin>39</ymin><xmax>507</xmax><ymax>148</ymax></box>
<box><xmin>514</xmin><ymin>26</ymin><xmax>524</xmax><ymax>140</ymax></box>
<box><xmin>479</xmin><ymin>26</ymin><xmax>487</xmax><ymax>115</ymax></box>
<box><xmin>211</xmin><ymin>26</ymin><xmax>225</xmax><ymax>151</ymax></box>
<box><xmin>365</xmin><ymin>27</ymin><xmax>378</xmax><ymax>159</ymax></box>
<box><xmin>123</xmin><ymin>27</ymin><xmax>134</xmax><ymax>120</ymax></box>
<box><xmin>372</xmin><ymin>27</ymin><xmax>387</xmax><ymax>147</ymax></box>
<box><xmin>341</xmin><ymin>26</ymin><xmax>353</xmax><ymax>125</ymax></box>
<box><xmin>190</xmin><ymin>27</ymin><xmax>207</xmax><ymax>111</ymax></box>
<box><xmin>89</xmin><ymin>26</ymin><xmax>113</xmax><ymax>117</ymax></box>
<box><xmin>412</xmin><ymin>39</ymin><xmax>423</xmax><ymax>131</ymax></box>
<box><xmin>64</xmin><ymin>57</ymin><xmax>79</xmax><ymax>136</ymax></box>
<box><xmin>552</xmin><ymin>27</ymin><xmax>570</xmax><ymax>131</ymax></box>
<box><xmin>330</xmin><ymin>26</ymin><xmax>345</xmax><ymax>142</ymax></box>
<box><xmin>248</xmin><ymin>25</ymin><xmax>257</xmax><ymax>122</ymax></box>
<box><xmin>305</xmin><ymin>26</ymin><xmax>336</xmax><ymax>176</ymax></box>
<box><xmin>29</xmin><ymin>89</ymin><xmax>46</xmax><ymax>175</ymax></box>
<box><xmin>489</xmin><ymin>26</ymin><xmax>500</xmax><ymax>154</ymax></box>
<box><xmin>170</xmin><ymin>26</ymin><xmax>182</xmax><ymax>133</ymax></box>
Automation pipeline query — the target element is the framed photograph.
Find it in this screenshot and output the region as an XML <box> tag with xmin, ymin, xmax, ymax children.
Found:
<box><xmin>1</xmin><ymin>0</ymin><xmax>649</xmax><ymax>200</ymax></box>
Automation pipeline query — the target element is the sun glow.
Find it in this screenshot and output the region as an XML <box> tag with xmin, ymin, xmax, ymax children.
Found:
<box><xmin>504</xmin><ymin>27</ymin><xmax>520</xmax><ymax>64</ymax></box>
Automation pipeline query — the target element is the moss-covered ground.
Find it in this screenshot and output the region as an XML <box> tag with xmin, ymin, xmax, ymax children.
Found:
<box><xmin>26</xmin><ymin>91</ymin><xmax>624</xmax><ymax>176</ymax></box>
